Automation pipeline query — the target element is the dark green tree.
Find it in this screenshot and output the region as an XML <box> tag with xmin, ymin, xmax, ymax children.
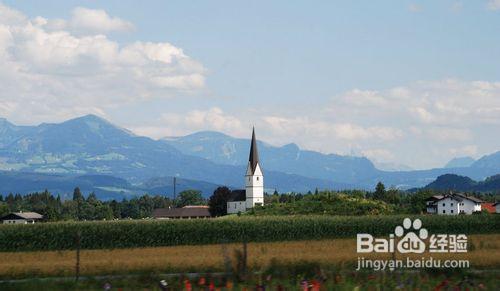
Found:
<box><xmin>373</xmin><ymin>182</ymin><xmax>386</xmax><ymax>200</ymax></box>
<box><xmin>208</xmin><ymin>187</ymin><xmax>231</xmax><ymax>217</ymax></box>
<box><xmin>73</xmin><ymin>187</ymin><xmax>84</xmax><ymax>220</ymax></box>
<box><xmin>95</xmin><ymin>204</ymin><xmax>114</xmax><ymax>220</ymax></box>
<box><xmin>176</xmin><ymin>190</ymin><xmax>204</xmax><ymax>207</ymax></box>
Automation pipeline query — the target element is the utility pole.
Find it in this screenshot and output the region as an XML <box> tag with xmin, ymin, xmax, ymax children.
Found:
<box><xmin>173</xmin><ymin>176</ymin><xmax>177</xmax><ymax>206</ymax></box>
<box><xmin>75</xmin><ymin>231</ymin><xmax>81</xmax><ymax>282</ymax></box>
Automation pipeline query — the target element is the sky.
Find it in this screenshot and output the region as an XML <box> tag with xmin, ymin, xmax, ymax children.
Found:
<box><xmin>0</xmin><ymin>0</ymin><xmax>499</xmax><ymax>170</ymax></box>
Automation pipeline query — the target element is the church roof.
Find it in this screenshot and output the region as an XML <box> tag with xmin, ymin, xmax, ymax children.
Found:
<box><xmin>152</xmin><ymin>207</ymin><xmax>211</xmax><ymax>219</ymax></box>
<box><xmin>228</xmin><ymin>190</ymin><xmax>246</xmax><ymax>202</ymax></box>
<box><xmin>248</xmin><ymin>127</ymin><xmax>260</xmax><ymax>174</ymax></box>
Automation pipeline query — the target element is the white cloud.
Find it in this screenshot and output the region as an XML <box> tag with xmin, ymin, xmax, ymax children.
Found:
<box><xmin>138</xmin><ymin>107</ymin><xmax>247</xmax><ymax>139</ymax></box>
<box><xmin>70</xmin><ymin>7</ymin><xmax>134</xmax><ymax>33</ymax></box>
<box><xmin>0</xmin><ymin>3</ymin><xmax>206</xmax><ymax>124</ymax></box>
<box><xmin>33</xmin><ymin>7</ymin><xmax>134</xmax><ymax>34</ymax></box>
<box><xmin>262</xmin><ymin>116</ymin><xmax>402</xmax><ymax>141</ymax></box>
<box><xmin>426</xmin><ymin>127</ymin><xmax>472</xmax><ymax>142</ymax></box>
<box><xmin>487</xmin><ymin>0</ymin><xmax>500</xmax><ymax>10</ymax></box>
<box><xmin>324</xmin><ymin>78</ymin><xmax>500</xmax><ymax>167</ymax></box>
<box><xmin>361</xmin><ymin>149</ymin><xmax>395</xmax><ymax>162</ymax></box>
<box><xmin>449</xmin><ymin>145</ymin><xmax>478</xmax><ymax>157</ymax></box>
<box><xmin>332</xmin><ymin>79</ymin><xmax>500</xmax><ymax>128</ymax></box>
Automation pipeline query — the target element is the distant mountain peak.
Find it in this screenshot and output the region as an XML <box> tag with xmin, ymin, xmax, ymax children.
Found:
<box><xmin>60</xmin><ymin>114</ymin><xmax>135</xmax><ymax>137</ymax></box>
<box><xmin>65</xmin><ymin>114</ymin><xmax>112</xmax><ymax>125</ymax></box>
<box><xmin>444</xmin><ymin>156</ymin><xmax>475</xmax><ymax>168</ymax></box>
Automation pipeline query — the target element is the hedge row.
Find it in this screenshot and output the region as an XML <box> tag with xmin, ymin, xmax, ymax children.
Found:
<box><xmin>0</xmin><ymin>215</ymin><xmax>498</xmax><ymax>252</ymax></box>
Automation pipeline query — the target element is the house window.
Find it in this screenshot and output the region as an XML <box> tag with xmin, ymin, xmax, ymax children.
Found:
<box><xmin>443</xmin><ymin>210</ymin><xmax>445</xmax><ymax>214</ymax></box>
<box><xmin>451</xmin><ymin>210</ymin><xmax>454</xmax><ymax>214</ymax></box>
<box><xmin>442</xmin><ymin>203</ymin><xmax>445</xmax><ymax>207</ymax></box>
<box><xmin>257</xmin><ymin>177</ymin><xmax>259</xmax><ymax>181</ymax></box>
<box><xmin>451</xmin><ymin>203</ymin><xmax>453</xmax><ymax>207</ymax></box>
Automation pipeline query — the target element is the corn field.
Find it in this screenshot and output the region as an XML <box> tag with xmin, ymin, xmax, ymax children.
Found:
<box><xmin>0</xmin><ymin>215</ymin><xmax>498</xmax><ymax>251</ymax></box>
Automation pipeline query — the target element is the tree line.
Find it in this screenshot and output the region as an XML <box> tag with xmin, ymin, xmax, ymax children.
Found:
<box><xmin>0</xmin><ymin>188</ymin><xmax>205</xmax><ymax>221</ymax></box>
<box><xmin>1</xmin><ymin>182</ymin><xmax>497</xmax><ymax>220</ymax></box>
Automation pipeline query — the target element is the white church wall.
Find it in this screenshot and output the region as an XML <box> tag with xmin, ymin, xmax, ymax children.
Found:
<box><xmin>227</xmin><ymin>201</ymin><xmax>246</xmax><ymax>214</ymax></box>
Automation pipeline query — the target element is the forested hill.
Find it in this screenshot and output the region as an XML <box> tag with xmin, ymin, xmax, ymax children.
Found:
<box><xmin>424</xmin><ymin>174</ymin><xmax>500</xmax><ymax>193</ymax></box>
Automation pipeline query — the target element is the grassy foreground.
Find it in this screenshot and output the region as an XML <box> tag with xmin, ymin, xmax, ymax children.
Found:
<box><xmin>1</xmin><ymin>215</ymin><xmax>498</xmax><ymax>251</ymax></box>
<box><xmin>0</xmin><ymin>234</ymin><xmax>498</xmax><ymax>279</ymax></box>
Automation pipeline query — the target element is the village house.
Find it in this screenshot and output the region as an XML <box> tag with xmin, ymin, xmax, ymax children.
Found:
<box><xmin>425</xmin><ymin>193</ymin><xmax>483</xmax><ymax>215</ymax></box>
<box><xmin>227</xmin><ymin>128</ymin><xmax>264</xmax><ymax>214</ymax></box>
<box><xmin>1</xmin><ymin>212</ymin><xmax>43</xmax><ymax>224</ymax></box>
<box><xmin>152</xmin><ymin>205</ymin><xmax>211</xmax><ymax>219</ymax></box>
<box><xmin>494</xmin><ymin>202</ymin><xmax>500</xmax><ymax>214</ymax></box>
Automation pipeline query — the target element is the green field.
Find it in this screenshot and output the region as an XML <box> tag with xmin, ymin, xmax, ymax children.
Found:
<box><xmin>0</xmin><ymin>215</ymin><xmax>498</xmax><ymax>252</ymax></box>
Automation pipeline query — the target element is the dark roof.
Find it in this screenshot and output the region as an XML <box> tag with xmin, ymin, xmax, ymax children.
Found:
<box><xmin>153</xmin><ymin>206</ymin><xmax>211</xmax><ymax>218</ymax></box>
<box><xmin>228</xmin><ymin>190</ymin><xmax>246</xmax><ymax>202</ymax></box>
<box><xmin>248</xmin><ymin>127</ymin><xmax>260</xmax><ymax>174</ymax></box>
<box><xmin>454</xmin><ymin>193</ymin><xmax>483</xmax><ymax>203</ymax></box>
<box><xmin>1</xmin><ymin>212</ymin><xmax>43</xmax><ymax>220</ymax></box>
<box><xmin>425</xmin><ymin>195</ymin><xmax>444</xmax><ymax>201</ymax></box>
<box><xmin>434</xmin><ymin>193</ymin><xmax>483</xmax><ymax>203</ymax></box>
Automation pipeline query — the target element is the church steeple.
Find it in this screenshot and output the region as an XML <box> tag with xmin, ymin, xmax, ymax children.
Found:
<box><xmin>248</xmin><ymin>127</ymin><xmax>260</xmax><ymax>174</ymax></box>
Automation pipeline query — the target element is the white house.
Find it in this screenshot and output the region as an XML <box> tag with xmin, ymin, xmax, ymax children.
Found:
<box><xmin>1</xmin><ymin>212</ymin><xmax>43</xmax><ymax>224</ymax></box>
<box><xmin>227</xmin><ymin>128</ymin><xmax>264</xmax><ymax>214</ymax></box>
<box><xmin>426</xmin><ymin>193</ymin><xmax>482</xmax><ymax>215</ymax></box>
<box><xmin>494</xmin><ymin>202</ymin><xmax>500</xmax><ymax>214</ymax></box>
<box><xmin>425</xmin><ymin>195</ymin><xmax>443</xmax><ymax>214</ymax></box>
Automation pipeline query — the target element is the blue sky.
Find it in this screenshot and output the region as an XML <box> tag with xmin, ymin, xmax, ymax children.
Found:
<box><xmin>1</xmin><ymin>0</ymin><xmax>499</xmax><ymax>169</ymax></box>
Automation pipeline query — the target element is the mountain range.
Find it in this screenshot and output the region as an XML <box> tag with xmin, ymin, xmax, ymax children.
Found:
<box><xmin>0</xmin><ymin>114</ymin><xmax>498</xmax><ymax>198</ymax></box>
<box><xmin>163</xmin><ymin>130</ymin><xmax>500</xmax><ymax>189</ymax></box>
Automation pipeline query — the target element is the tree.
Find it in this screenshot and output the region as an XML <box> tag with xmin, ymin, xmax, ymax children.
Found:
<box><xmin>95</xmin><ymin>204</ymin><xmax>113</xmax><ymax>220</ymax></box>
<box><xmin>373</xmin><ymin>182</ymin><xmax>386</xmax><ymax>200</ymax></box>
<box><xmin>176</xmin><ymin>190</ymin><xmax>204</xmax><ymax>207</ymax></box>
<box><xmin>0</xmin><ymin>202</ymin><xmax>9</xmax><ymax>217</ymax></box>
<box><xmin>208</xmin><ymin>187</ymin><xmax>231</xmax><ymax>217</ymax></box>
<box><xmin>73</xmin><ymin>187</ymin><xmax>84</xmax><ymax>220</ymax></box>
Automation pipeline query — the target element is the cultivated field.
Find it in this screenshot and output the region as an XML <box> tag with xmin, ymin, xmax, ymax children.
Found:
<box><xmin>0</xmin><ymin>215</ymin><xmax>498</xmax><ymax>251</ymax></box>
<box><xmin>0</xmin><ymin>234</ymin><xmax>498</xmax><ymax>279</ymax></box>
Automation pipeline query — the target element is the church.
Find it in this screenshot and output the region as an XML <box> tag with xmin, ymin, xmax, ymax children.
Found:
<box><xmin>227</xmin><ymin>128</ymin><xmax>264</xmax><ymax>214</ymax></box>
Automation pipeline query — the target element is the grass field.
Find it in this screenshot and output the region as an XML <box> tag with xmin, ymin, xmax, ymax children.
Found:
<box><xmin>1</xmin><ymin>234</ymin><xmax>498</xmax><ymax>279</ymax></box>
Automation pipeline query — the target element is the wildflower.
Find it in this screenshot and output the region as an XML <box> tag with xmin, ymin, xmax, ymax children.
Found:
<box><xmin>311</xmin><ymin>279</ymin><xmax>321</xmax><ymax>291</ymax></box>
<box><xmin>301</xmin><ymin>280</ymin><xmax>308</xmax><ymax>291</ymax></box>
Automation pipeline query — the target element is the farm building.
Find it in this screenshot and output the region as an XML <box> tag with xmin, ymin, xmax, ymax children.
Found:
<box><xmin>1</xmin><ymin>212</ymin><xmax>43</xmax><ymax>224</ymax></box>
<box><xmin>152</xmin><ymin>205</ymin><xmax>211</xmax><ymax>219</ymax></box>
<box><xmin>425</xmin><ymin>193</ymin><xmax>482</xmax><ymax>215</ymax></box>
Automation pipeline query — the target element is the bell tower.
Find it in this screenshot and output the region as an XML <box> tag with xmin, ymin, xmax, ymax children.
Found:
<box><xmin>245</xmin><ymin>127</ymin><xmax>264</xmax><ymax>208</ymax></box>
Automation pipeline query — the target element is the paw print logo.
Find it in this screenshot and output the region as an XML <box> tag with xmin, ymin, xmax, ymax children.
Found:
<box><xmin>395</xmin><ymin>218</ymin><xmax>428</xmax><ymax>254</ymax></box>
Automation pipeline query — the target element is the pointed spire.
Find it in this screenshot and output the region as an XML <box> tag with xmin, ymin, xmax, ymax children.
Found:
<box><xmin>249</xmin><ymin>127</ymin><xmax>259</xmax><ymax>174</ymax></box>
